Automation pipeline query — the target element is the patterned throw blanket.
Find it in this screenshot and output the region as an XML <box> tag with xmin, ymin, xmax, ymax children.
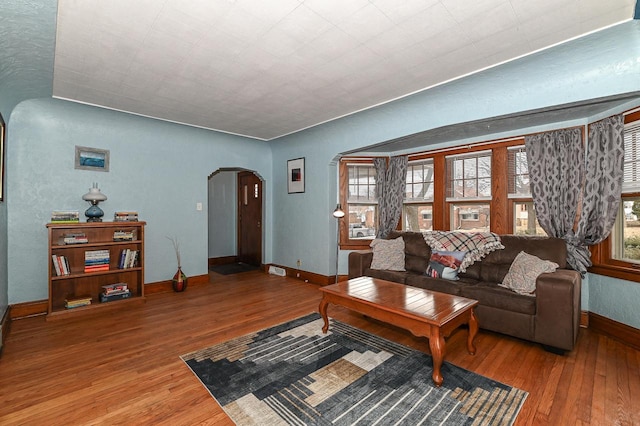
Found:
<box><xmin>422</xmin><ymin>231</ymin><xmax>504</xmax><ymax>272</ymax></box>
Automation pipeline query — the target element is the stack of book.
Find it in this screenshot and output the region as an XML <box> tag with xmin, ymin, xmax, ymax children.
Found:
<box><xmin>51</xmin><ymin>210</ymin><xmax>80</xmax><ymax>223</ymax></box>
<box><xmin>85</xmin><ymin>249</ymin><xmax>110</xmax><ymax>272</ymax></box>
<box><xmin>51</xmin><ymin>255</ymin><xmax>71</xmax><ymax>276</ymax></box>
<box><xmin>113</xmin><ymin>230</ymin><xmax>136</xmax><ymax>241</ymax></box>
<box><xmin>114</xmin><ymin>211</ymin><xmax>139</xmax><ymax>222</ymax></box>
<box><xmin>65</xmin><ymin>296</ymin><xmax>92</xmax><ymax>309</ymax></box>
<box><xmin>100</xmin><ymin>283</ymin><xmax>131</xmax><ymax>303</ymax></box>
<box><xmin>63</xmin><ymin>232</ymin><xmax>88</xmax><ymax>244</ymax></box>
<box><xmin>118</xmin><ymin>249</ymin><xmax>139</xmax><ymax>269</ymax></box>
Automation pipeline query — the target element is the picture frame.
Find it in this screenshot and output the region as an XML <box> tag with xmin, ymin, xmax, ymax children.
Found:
<box><xmin>287</xmin><ymin>157</ymin><xmax>305</xmax><ymax>194</ymax></box>
<box><xmin>75</xmin><ymin>146</ymin><xmax>110</xmax><ymax>172</ymax></box>
<box><xmin>0</xmin><ymin>112</ymin><xmax>5</xmax><ymax>202</ymax></box>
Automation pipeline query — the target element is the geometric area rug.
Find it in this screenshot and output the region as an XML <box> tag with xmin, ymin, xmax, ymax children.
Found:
<box><xmin>181</xmin><ymin>313</ymin><xmax>528</xmax><ymax>425</ymax></box>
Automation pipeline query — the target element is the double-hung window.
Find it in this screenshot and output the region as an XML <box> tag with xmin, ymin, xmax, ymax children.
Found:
<box><xmin>343</xmin><ymin>161</ymin><xmax>378</xmax><ymax>243</ymax></box>
<box><xmin>610</xmin><ymin>113</ymin><xmax>640</xmax><ymax>263</ymax></box>
<box><xmin>446</xmin><ymin>150</ymin><xmax>492</xmax><ymax>231</ymax></box>
<box><xmin>507</xmin><ymin>145</ymin><xmax>546</xmax><ymax>236</ymax></box>
<box><xmin>403</xmin><ymin>159</ymin><xmax>434</xmax><ymax>232</ymax></box>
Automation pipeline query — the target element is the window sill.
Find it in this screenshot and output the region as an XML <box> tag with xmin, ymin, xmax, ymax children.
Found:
<box><xmin>588</xmin><ymin>263</ymin><xmax>640</xmax><ymax>283</ymax></box>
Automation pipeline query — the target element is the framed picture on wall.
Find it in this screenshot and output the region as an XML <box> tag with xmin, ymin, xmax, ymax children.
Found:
<box><xmin>287</xmin><ymin>157</ymin><xmax>305</xmax><ymax>194</ymax></box>
<box><xmin>75</xmin><ymin>146</ymin><xmax>110</xmax><ymax>172</ymax></box>
<box><xmin>0</xmin><ymin>112</ymin><xmax>5</xmax><ymax>201</ymax></box>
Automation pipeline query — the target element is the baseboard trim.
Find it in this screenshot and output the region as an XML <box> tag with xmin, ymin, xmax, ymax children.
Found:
<box><xmin>144</xmin><ymin>273</ymin><xmax>209</xmax><ymax>295</ymax></box>
<box><xmin>208</xmin><ymin>256</ymin><xmax>238</xmax><ymax>267</ymax></box>
<box><xmin>588</xmin><ymin>312</ymin><xmax>640</xmax><ymax>351</ymax></box>
<box><xmin>1</xmin><ymin>307</ymin><xmax>10</xmax><ymax>357</ymax></box>
<box><xmin>266</xmin><ymin>263</ymin><xmax>345</xmax><ymax>286</ymax></box>
<box><xmin>580</xmin><ymin>310</ymin><xmax>589</xmax><ymax>328</ymax></box>
<box><xmin>9</xmin><ymin>300</ymin><xmax>48</xmax><ymax>320</ymax></box>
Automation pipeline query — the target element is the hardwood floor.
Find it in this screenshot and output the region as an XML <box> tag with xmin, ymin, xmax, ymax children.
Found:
<box><xmin>1</xmin><ymin>270</ymin><xmax>638</xmax><ymax>425</ymax></box>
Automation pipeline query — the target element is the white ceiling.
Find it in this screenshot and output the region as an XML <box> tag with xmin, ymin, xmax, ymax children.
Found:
<box><xmin>53</xmin><ymin>0</ymin><xmax>636</xmax><ymax>141</ymax></box>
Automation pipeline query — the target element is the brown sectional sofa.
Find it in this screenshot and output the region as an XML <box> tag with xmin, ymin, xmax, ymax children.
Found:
<box><xmin>348</xmin><ymin>231</ymin><xmax>582</xmax><ymax>352</ymax></box>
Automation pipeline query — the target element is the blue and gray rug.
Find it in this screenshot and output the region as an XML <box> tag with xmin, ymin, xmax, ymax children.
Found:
<box><xmin>181</xmin><ymin>313</ymin><xmax>527</xmax><ymax>425</ymax></box>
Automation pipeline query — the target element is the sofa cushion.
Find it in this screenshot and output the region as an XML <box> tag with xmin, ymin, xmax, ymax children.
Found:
<box><xmin>500</xmin><ymin>251</ymin><xmax>559</xmax><ymax>296</ymax></box>
<box><xmin>405</xmin><ymin>274</ymin><xmax>468</xmax><ymax>295</ymax></box>
<box><xmin>370</xmin><ymin>237</ymin><xmax>405</xmax><ymax>271</ymax></box>
<box><xmin>460</xmin><ymin>282</ymin><xmax>536</xmax><ymax>315</ymax></box>
<box><xmin>388</xmin><ymin>231</ymin><xmax>431</xmax><ymax>273</ymax></box>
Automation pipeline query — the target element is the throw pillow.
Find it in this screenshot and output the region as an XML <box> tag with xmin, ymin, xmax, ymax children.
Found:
<box><xmin>500</xmin><ymin>251</ymin><xmax>559</xmax><ymax>296</ymax></box>
<box><xmin>426</xmin><ymin>250</ymin><xmax>466</xmax><ymax>280</ymax></box>
<box><xmin>370</xmin><ymin>237</ymin><xmax>406</xmax><ymax>271</ymax></box>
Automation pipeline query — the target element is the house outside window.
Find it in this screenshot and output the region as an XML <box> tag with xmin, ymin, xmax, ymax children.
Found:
<box><xmin>403</xmin><ymin>159</ymin><xmax>434</xmax><ymax>232</ymax></box>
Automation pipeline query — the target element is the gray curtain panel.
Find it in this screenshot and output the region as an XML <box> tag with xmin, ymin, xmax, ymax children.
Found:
<box><xmin>374</xmin><ymin>156</ymin><xmax>408</xmax><ymax>238</ymax></box>
<box><xmin>525</xmin><ymin>128</ymin><xmax>585</xmax><ymax>271</ymax></box>
<box><xmin>572</xmin><ymin>114</ymin><xmax>624</xmax><ymax>269</ymax></box>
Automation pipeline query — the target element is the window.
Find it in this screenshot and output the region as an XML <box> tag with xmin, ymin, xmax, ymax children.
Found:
<box><xmin>507</xmin><ymin>145</ymin><xmax>546</xmax><ymax>236</ymax></box>
<box><xmin>446</xmin><ymin>151</ymin><xmax>491</xmax><ymax>231</ymax></box>
<box><xmin>403</xmin><ymin>159</ymin><xmax>434</xmax><ymax>232</ymax></box>
<box><xmin>611</xmin><ymin>115</ymin><xmax>640</xmax><ymax>264</ymax></box>
<box><xmin>341</xmin><ymin>161</ymin><xmax>378</xmax><ymax>245</ymax></box>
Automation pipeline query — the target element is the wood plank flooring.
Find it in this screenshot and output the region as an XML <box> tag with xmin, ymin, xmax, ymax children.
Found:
<box><xmin>0</xmin><ymin>270</ymin><xmax>638</xmax><ymax>425</ymax></box>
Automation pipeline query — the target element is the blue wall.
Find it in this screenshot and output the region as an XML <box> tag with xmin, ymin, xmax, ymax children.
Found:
<box><xmin>6</xmin><ymin>98</ymin><xmax>272</xmax><ymax>303</ymax></box>
<box><xmin>270</xmin><ymin>21</ymin><xmax>640</xmax><ymax>327</ymax></box>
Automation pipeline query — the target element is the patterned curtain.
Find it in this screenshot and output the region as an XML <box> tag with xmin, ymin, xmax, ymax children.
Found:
<box><xmin>374</xmin><ymin>156</ymin><xmax>408</xmax><ymax>239</ymax></box>
<box><xmin>525</xmin><ymin>128</ymin><xmax>584</xmax><ymax>271</ymax></box>
<box><xmin>571</xmin><ymin>115</ymin><xmax>624</xmax><ymax>270</ymax></box>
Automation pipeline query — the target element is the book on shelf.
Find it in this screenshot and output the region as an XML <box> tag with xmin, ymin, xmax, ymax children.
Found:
<box><xmin>99</xmin><ymin>290</ymin><xmax>131</xmax><ymax>303</ymax></box>
<box><xmin>102</xmin><ymin>282</ymin><xmax>128</xmax><ymax>294</ymax></box>
<box><xmin>84</xmin><ymin>249</ymin><xmax>110</xmax><ymax>272</ymax></box>
<box><xmin>113</xmin><ymin>230</ymin><xmax>136</xmax><ymax>241</ymax></box>
<box><xmin>118</xmin><ymin>249</ymin><xmax>139</xmax><ymax>269</ymax></box>
<box><xmin>51</xmin><ymin>255</ymin><xmax>71</xmax><ymax>276</ymax></box>
<box><xmin>51</xmin><ymin>210</ymin><xmax>80</xmax><ymax>223</ymax></box>
<box><xmin>114</xmin><ymin>211</ymin><xmax>139</xmax><ymax>222</ymax></box>
<box><xmin>62</xmin><ymin>232</ymin><xmax>88</xmax><ymax>244</ymax></box>
<box><xmin>65</xmin><ymin>295</ymin><xmax>92</xmax><ymax>309</ymax></box>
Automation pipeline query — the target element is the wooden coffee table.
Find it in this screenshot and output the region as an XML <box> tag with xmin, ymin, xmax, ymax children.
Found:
<box><xmin>318</xmin><ymin>276</ymin><xmax>479</xmax><ymax>387</ymax></box>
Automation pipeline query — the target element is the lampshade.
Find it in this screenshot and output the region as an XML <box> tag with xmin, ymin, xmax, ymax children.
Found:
<box><xmin>332</xmin><ymin>204</ymin><xmax>345</xmax><ymax>218</ymax></box>
<box><xmin>82</xmin><ymin>183</ymin><xmax>107</xmax><ymax>202</ymax></box>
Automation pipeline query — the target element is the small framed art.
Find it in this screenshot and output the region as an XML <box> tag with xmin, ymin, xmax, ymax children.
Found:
<box><xmin>75</xmin><ymin>146</ymin><xmax>110</xmax><ymax>172</ymax></box>
<box><xmin>287</xmin><ymin>157</ymin><xmax>305</xmax><ymax>194</ymax></box>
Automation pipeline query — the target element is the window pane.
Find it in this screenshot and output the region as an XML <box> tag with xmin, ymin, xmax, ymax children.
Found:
<box><xmin>508</xmin><ymin>146</ymin><xmax>531</xmax><ymax>197</ymax></box>
<box><xmin>405</xmin><ymin>160</ymin><xmax>434</xmax><ymax>201</ymax></box>
<box><xmin>513</xmin><ymin>201</ymin><xmax>546</xmax><ymax>236</ymax></box>
<box><xmin>446</xmin><ymin>151</ymin><xmax>492</xmax><ymax>200</ymax></box>
<box><xmin>612</xmin><ymin>197</ymin><xmax>640</xmax><ymax>263</ymax></box>
<box><xmin>348</xmin><ymin>204</ymin><xmax>377</xmax><ymax>239</ymax></box>
<box><xmin>403</xmin><ymin>204</ymin><xmax>432</xmax><ymax>232</ymax></box>
<box><xmin>623</xmin><ymin>120</ymin><xmax>640</xmax><ymax>193</ymax></box>
<box><xmin>347</xmin><ymin>164</ymin><xmax>377</xmax><ymax>203</ymax></box>
<box><xmin>450</xmin><ymin>203</ymin><xmax>490</xmax><ymax>231</ymax></box>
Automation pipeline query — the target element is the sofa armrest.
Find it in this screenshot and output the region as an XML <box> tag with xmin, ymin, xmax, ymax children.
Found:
<box><xmin>348</xmin><ymin>250</ymin><xmax>373</xmax><ymax>279</ymax></box>
<box><xmin>534</xmin><ymin>269</ymin><xmax>582</xmax><ymax>351</ymax></box>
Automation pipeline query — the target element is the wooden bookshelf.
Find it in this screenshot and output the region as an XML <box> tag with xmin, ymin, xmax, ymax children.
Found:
<box><xmin>46</xmin><ymin>221</ymin><xmax>146</xmax><ymax>321</ymax></box>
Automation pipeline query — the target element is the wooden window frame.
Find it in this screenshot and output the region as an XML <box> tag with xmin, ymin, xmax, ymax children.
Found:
<box><xmin>339</xmin><ymin>158</ymin><xmax>379</xmax><ymax>249</ymax></box>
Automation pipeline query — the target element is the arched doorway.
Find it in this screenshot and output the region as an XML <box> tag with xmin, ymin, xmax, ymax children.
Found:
<box><xmin>208</xmin><ymin>168</ymin><xmax>263</xmax><ymax>268</ymax></box>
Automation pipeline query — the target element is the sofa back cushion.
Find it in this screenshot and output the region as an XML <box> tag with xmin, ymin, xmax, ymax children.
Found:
<box><xmin>479</xmin><ymin>235</ymin><xmax>567</xmax><ymax>283</ymax></box>
<box><xmin>388</xmin><ymin>231</ymin><xmax>431</xmax><ymax>274</ymax></box>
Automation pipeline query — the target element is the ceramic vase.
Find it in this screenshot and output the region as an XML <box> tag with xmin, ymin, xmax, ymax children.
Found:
<box><xmin>172</xmin><ymin>267</ymin><xmax>188</xmax><ymax>292</ymax></box>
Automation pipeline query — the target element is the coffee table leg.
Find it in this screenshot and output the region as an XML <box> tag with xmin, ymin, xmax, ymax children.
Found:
<box><xmin>429</xmin><ymin>327</ymin><xmax>445</xmax><ymax>387</ymax></box>
<box><xmin>467</xmin><ymin>308</ymin><xmax>478</xmax><ymax>355</ymax></box>
<box><xmin>319</xmin><ymin>298</ymin><xmax>329</xmax><ymax>334</ymax></box>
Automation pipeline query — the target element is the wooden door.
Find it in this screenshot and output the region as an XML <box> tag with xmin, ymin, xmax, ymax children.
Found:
<box><xmin>237</xmin><ymin>172</ymin><xmax>262</xmax><ymax>266</ymax></box>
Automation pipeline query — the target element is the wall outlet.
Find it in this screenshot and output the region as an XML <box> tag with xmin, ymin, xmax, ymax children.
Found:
<box><xmin>296</xmin><ymin>259</ymin><xmax>301</xmax><ymax>267</ymax></box>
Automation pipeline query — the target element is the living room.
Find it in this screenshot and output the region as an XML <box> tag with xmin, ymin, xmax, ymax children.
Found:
<box><xmin>1</xmin><ymin>1</ymin><xmax>640</xmax><ymax>424</ymax></box>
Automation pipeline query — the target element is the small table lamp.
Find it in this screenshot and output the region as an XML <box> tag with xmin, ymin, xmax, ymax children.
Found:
<box><xmin>82</xmin><ymin>183</ymin><xmax>107</xmax><ymax>222</ymax></box>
